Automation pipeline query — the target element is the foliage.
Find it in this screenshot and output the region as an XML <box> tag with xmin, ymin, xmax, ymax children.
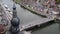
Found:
<box><xmin>55</xmin><ymin>0</ymin><xmax>60</xmax><ymax>4</ymax></box>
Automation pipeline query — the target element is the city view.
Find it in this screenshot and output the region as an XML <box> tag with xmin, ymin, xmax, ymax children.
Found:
<box><xmin>0</xmin><ymin>0</ymin><xmax>60</xmax><ymax>34</ymax></box>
